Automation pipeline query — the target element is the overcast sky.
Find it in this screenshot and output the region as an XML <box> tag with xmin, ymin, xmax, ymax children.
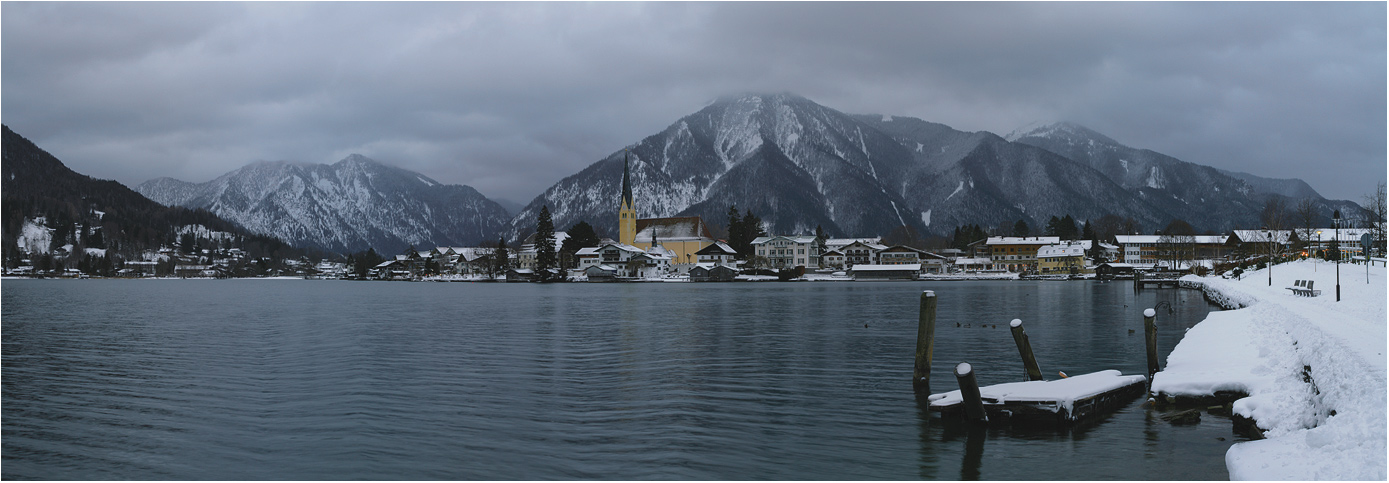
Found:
<box><xmin>3</xmin><ymin>2</ymin><xmax>1384</xmax><ymax>204</ymax></box>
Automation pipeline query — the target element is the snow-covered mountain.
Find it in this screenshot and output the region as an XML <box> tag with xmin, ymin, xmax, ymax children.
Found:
<box><xmin>137</xmin><ymin>154</ymin><xmax>510</xmax><ymax>254</ymax></box>
<box><xmin>508</xmin><ymin>94</ymin><xmax>1174</xmax><ymax>239</ymax></box>
<box><xmin>1007</xmin><ymin>121</ymin><xmax>1359</xmax><ymax>230</ymax></box>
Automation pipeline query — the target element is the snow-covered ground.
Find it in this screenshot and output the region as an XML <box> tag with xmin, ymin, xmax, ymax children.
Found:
<box><xmin>1154</xmin><ymin>259</ymin><xmax>1385</xmax><ymax>480</ymax></box>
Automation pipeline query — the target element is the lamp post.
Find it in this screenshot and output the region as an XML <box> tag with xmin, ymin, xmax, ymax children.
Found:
<box><xmin>1334</xmin><ymin>210</ymin><xmax>1342</xmax><ymax>302</ymax></box>
<box><xmin>1315</xmin><ymin>230</ymin><xmax>1322</xmax><ymax>272</ymax></box>
<box><xmin>1266</xmin><ymin>229</ymin><xmax>1273</xmax><ymax>286</ymax></box>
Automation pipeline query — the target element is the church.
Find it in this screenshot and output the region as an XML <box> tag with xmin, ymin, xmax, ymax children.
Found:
<box><xmin>617</xmin><ymin>150</ymin><xmax>715</xmax><ymax>267</ymax></box>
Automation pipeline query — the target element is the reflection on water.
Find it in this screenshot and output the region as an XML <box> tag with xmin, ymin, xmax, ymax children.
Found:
<box><xmin>3</xmin><ymin>279</ymin><xmax>1241</xmax><ymax>480</ymax></box>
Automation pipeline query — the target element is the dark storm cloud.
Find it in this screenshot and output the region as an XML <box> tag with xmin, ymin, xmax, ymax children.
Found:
<box><xmin>2</xmin><ymin>2</ymin><xmax>1383</xmax><ymax>203</ymax></box>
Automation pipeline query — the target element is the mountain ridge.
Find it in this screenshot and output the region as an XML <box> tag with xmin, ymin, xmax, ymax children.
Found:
<box><xmin>137</xmin><ymin>154</ymin><xmax>510</xmax><ymax>254</ymax></box>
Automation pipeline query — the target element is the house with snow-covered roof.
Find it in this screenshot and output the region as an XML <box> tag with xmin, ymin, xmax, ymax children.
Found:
<box><xmin>849</xmin><ymin>263</ymin><xmax>921</xmax><ymax>281</ymax></box>
<box><xmin>517</xmin><ymin>231</ymin><xmax>569</xmax><ymax>270</ymax></box>
<box><xmin>839</xmin><ymin>240</ymin><xmax>887</xmax><ymax>267</ymax></box>
<box><xmin>824</xmin><ymin>237</ymin><xmax>882</xmax><ymax>253</ymax></box>
<box><xmin>751</xmin><ymin>235</ymin><xmax>825</xmax><ymax>269</ymax></box>
<box><xmin>695</xmin><ymin>241</ymin><xmax>738</xmax><ymax>265</ymax></box>
<box><xmin>820</xmin><ymin>248</ymin><xmax>846</xmax><ymax>269</ymax></box>
<box><xmin>985</xmin><ymin>236</ymin><xmax>1060</xmax><ymax>272</ymax></box>
<box><xmin>1037</xmin><ymin>242</ymin><xmax>1089</xmax><ymax>274</ymax></box>
<box><xmin>689</xmin><ymin>263</ymin><xmax>738</xmax><ymax>282</ymax></box>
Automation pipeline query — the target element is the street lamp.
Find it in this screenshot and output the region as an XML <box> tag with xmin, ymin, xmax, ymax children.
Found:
<box><xmin>1266</xmin><ymin>229</ymin><xmax>1273</xmax><ymax>286</ymax></box>
<box><xmin>1315</xmin><ymin>230</ymin><xmax>1322</xmax><ymax>272</ymax></box>
<box><xmin>1334</xmin><ymin>210</ymin><xmax>1342</xmax><ymax>302</ymax></box>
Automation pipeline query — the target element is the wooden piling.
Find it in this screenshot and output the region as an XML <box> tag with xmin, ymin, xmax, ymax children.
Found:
<box><xmin>914</xmin><ymin>290</ymin><xmax>938</xmax><ymax>395</ymax></box>
<box><xmin>1144</xmin><ymin>308</ymin><xmax>1159</xmax><ymax>382</ymax></box>
<box><xmin>954</xmin><ymin>362</ymin><xmax>988</xmax><ymax>423</ymax></box>
<box><xmin>1008</xmin><ymin>319</ymin><xmax>1044</xmax><ymax>381</ymax></box>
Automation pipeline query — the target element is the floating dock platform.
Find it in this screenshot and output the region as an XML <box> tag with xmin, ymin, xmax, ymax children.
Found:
<box><xmin>928</xmin><ymin>370</ymin><xmax>1148</xmax><ymax>425</ymax></box>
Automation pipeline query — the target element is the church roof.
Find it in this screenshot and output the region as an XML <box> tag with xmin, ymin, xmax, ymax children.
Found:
<box><xmin>635</xmin><ymin>216</ymin><xmax>714</xmax><ymax>241</ymax></box>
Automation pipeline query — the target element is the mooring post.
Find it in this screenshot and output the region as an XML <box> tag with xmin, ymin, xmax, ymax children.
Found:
<box><xmin>914</xmin><ymin>290</ymin><xmax>938</xmax><ymax>395</ymax></box>
<box><xmin>1008</xmin><ymin>319</ymin><xmax>1044</xmax><ymax>381</ymax></box>
<box><xmin>955</xmin><ymin>362</ymin><xmax>988</xmax><ymax>424</ymax></box>
<box><xmin>1143</xmin><ymin>308</ymin><xmax>1159</xmax><ymax>383</ymax></box>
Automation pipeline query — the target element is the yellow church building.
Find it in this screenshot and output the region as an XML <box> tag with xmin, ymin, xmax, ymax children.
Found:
<box><xmin>617</xmin><ymin>150</ymin><xmax>714</xmax><ymax>266</ymax></box>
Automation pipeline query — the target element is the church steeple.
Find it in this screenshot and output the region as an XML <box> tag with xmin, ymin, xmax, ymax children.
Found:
<box><xmin>618</xmin><ymin>149</ymin><xmax>637</xmax><ymax>246</ymax></box>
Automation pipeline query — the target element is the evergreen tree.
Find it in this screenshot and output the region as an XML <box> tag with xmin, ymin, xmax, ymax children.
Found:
<box><xmin>727</xmin><ymin>205</ymin><xmax>744</xmax><ymax>257</ymax></box>
<box><xmin>1012</xmin><ymin>219</ymin><xmax>1030</xmax><ymax>237</ymax></box>
<box><xmin>1061</xmin><ymin>214</ymin><xmax>1078</xmax><ymax>240</ymax></box>
<box><xmin>535</xmin><ymin>206</ymin><xmax>557</xmax><ymax>281</ymax></box>
<box><xmin>495</xmin><ymin>238</ymin><xmax>511</xmax><ymax>273</ymax></box>
<box><xmin>560</xmin><ymin>221</ymin><xmax>601</xmax><ymax>269</ymax></box>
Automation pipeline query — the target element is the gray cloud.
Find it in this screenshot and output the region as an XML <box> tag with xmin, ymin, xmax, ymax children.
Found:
<box><xmin>3</xmin><ymin>2</ymin><xmax>1383</xmax><ymax>204</ymax></box>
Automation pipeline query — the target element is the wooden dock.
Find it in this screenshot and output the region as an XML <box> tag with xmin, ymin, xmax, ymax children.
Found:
<box><xmin>1134</xmin><ymin>272</ymin><xmax>1184</xmax><ymax>290</ymax></box>
<box><xmin>927</xmin><ymin>370</ymin><xmax>1148</xmax><ymax>425</ymax></box>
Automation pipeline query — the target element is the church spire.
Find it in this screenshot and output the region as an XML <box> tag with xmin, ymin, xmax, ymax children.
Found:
<box><xmin>621</xmin><ymin>149</ymin><xmax>633</xmax><ymax>208</ymax></box>
<box><xmin>618</xmin><ymin>149</ymin><xmax>637</xmax><ymax>246</ymax></box>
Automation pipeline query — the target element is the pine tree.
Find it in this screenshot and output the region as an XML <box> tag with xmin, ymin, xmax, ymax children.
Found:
<box><xmin>1013</xmin><ymin>219</ymin><xmax>1030</xmax><ymax>237</ymax></box>
<box><xmin>560</xmin><ymin>221</ymin><xmax>601</xmax><ymax>269</ymax></box>
<box><xmin>727</xmin><ymin>205</ymin><xmax>744</xmax><ymax>257</ymax></box>
<box><xmin>496</xmin><ymin>239</ymin><xmax>510</xmax><ymax>270</ymax></box>
<box><xmin>535</xmin><ymin>206</ymin><xmax>557</xmax><ymax>281</ymax></box>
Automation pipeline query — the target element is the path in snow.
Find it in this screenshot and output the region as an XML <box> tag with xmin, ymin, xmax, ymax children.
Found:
<box><xmin>1157</xmin><ymin>259</ymin><xmax>1385</xmax><ymax>480</ymax></box>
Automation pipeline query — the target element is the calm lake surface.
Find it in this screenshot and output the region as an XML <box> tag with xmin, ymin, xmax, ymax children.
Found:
<box><xmin>3</xmin><ymin>279</ymin><xmax>1244</xmax><ymax>480</ymax></box>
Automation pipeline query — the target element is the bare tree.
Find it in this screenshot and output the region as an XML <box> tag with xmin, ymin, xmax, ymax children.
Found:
<box><xmin>1261</xmin><ymin>198</ymin><xmax>1289</xmax><ymax>232</ymax></box>
<box><xmin>1295</xmin><ymin>198</ymin><xmax>1318</xmax><ymax>254</ymax></box>
<box><xmin>1364</xmin><ymin>182</ymin><xmax>1387</xmax><ymax>256</ymax></box>
<box><xmin>1156</xmin><ymin>219</ymin><xmax>1196</xmax><ymax>270</ymax></box>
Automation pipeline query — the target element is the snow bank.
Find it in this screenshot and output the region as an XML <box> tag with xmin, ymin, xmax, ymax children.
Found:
<box><xmin>1161</xmin><ymin>259</ymin><xmax>1385</xmax><ymax>480</ymax></box>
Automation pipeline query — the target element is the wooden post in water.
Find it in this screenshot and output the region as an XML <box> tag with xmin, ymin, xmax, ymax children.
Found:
<box><xmin>1143</xmin><ymin>308</ymin><xmax>1159</xmax><ymax>382</ymax></box>
<box><xmin>955</xmin><ymin>362</ymin><xmax>988</xmax><ymax>423</ymax></box>
<box><xmin>913</xmin><ymin>290</ymin><xmax>938</xmax><ymax>395</ymax></box>
<box><xmin>1008</xmin><ymin>319</ymin><xmax>1044</xmax><ymax>381</ymax></box>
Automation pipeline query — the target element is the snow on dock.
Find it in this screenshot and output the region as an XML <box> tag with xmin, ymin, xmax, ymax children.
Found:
<box><xmin>1156</xmin><ymin>259</ymin><xmax>1385</xmax><ymax>480</ymax></box>
<box><xmin>928</xmin><ymin>370</ymin><xmax>1147</xmax><ymax>423</ymax></box>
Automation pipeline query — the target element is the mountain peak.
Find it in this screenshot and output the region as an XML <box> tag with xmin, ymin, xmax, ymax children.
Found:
<box><xmin>1005</xmin><ymin>121</ymin><xmax>1117</xmax><ymax>146</ymax></box>
<box><xmin>337</xmin><ymin>153</ymin><xmax>378</xmax><ymax>166</ymax></box>
<box><xmin>711</xmin><ymin>92</ymin><xmax>810</xmax><ymax>106</ymax></box>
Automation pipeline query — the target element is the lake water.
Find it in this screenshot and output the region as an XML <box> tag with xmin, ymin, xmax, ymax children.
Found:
<box><xmin>2</xmin><ymin>279</ymin><xmax>1244</xmax><ymax>480</ymax></box>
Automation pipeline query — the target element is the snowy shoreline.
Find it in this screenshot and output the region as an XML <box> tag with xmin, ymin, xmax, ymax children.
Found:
<box><xmin>1154</xmin><ymin>259</ymin><xmax>1385</xmax><ymax>480</ymax></box>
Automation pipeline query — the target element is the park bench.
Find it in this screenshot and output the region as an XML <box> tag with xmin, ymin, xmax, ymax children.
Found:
<box><xmin>1285</xmin><ymin>280</ymin><xmax>1321</xmax><ymax>297</ymax></box>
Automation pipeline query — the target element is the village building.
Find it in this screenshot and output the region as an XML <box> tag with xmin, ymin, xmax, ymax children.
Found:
<box><xmin>1094</xmin><ymin>262</ymin><xmax>1138</xmax><ymax>279</ymax></box>
<box><xmin>1037</xmin><ymin>242</ymin><xmax>1089</xmax><ymax>274</ymax></box>
<box><xmin>849</xmin><ymin>263</ymin><xmax>921</xmax><ymax>281</ymax></box>
<box><xmin>1298</xmin><ymin>227</ymin><xmax>1375</xmax><ymax>258</ymax></box>
<box><xmin>516</xmin><ymin>231</ymin><xmax>569</xmax><ymax>271</ymax></box>
<box><xmin>824</xmin><ymin>237</ymin><xmax>882</xmax><ymax>253</ymax></box>
<box><xmin>751</xmin><ymin>235</ymin><xmax>825</xmax><ymax>269</ymax></box>
<box><xmin>985</xmin><ymin>236</ymin><xmax>1061</xmax><ymax>272</ymax></box>
<box><xmin>574</xmin><ymin>242</ymin><xmax>671</xmax><ymax>279</ymax></box>
<box><xmin>688</xmin><ymin>263</ymin><xmax>738</xmax><ymax>282</ymax></box>
<box><xmin>919</xmin><ymin>252</ymin><xmax>949</xmax><ymax>274</ymax></box>
<box><xmin>877</xmin><ymin>245</ymin><xmax>928</xmax><ymax>265</ymax></box>
<box><xmin>952</xmin><ymin>257</ymin><xmax>994</xmax><ymax>272</ymax></box>
<box><xmin>820</xmin><ymin>249</ymin><xmax>846</xmax><ymax>270</ymax></box>
<box><xmin>1225</xmin><ymin>230</ymin><xmax>1296</xmax><ymax>260</ymax></box>
<box><xmin>695</xmin><ymin>241</ymin><xmax>739</xmax><ymax>265</ymax></box>
<box><xmin>839</xmin><ymin>240</ymin><xmax>887</xmax><ymax>267</ymax></box>
<box><xmin>583</xmin><ymin>264</ymin><xmax>619</xmax><ymax>282</ymax></box>
<box><xmin>632</xmin><ymin>217</ymin><xmax>715</xmax><ymax>267</ymax></box>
